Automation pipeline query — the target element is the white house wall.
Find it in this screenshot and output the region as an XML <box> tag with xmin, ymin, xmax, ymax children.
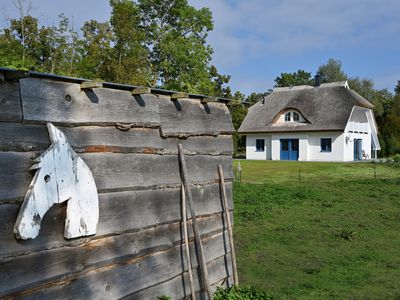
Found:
<box><xmin>245</xmin><ymin>130</ymin><xmax>372</xmax><ymax>161</ymax></box>
<box><xmin>245</xmin><ymin>134</ymin><xmax>271</xmax><ymax>160</ymax></box>
<box><xmin>271</xmin><ymin>133</ymin><xmax>308</xmax><ymax>161</ymax></box>
<box><xmin>307</xmin><ymin>132</ymin><xmax>345</xmax><ymax>161</ymax></box>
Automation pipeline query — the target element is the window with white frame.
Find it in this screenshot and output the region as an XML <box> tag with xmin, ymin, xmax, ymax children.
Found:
<box><xmin>282</xmin><ymin>110</ymin><xmax>303</xmax><ymax>122</ymax></box>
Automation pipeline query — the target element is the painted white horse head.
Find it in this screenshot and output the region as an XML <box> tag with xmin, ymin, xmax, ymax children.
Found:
<box><xmin>14</xmin><ymin>123</ymin><xmax>99</xmax><ymax>240</ymax></box>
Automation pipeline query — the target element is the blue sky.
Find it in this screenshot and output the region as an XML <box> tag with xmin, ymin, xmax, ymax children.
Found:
<box><xmin>1</xmin><ymin>0</ymin><xmax>399</xmax><ymax>95</ymax></box>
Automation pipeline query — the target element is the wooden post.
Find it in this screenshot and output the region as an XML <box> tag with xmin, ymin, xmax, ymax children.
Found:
<box><xmin>181</xmin><ymin>183</ymin><xmax>196</xmax><ymax>300</ymax></box>
<box><xmin>218</xmin><ymin>165</ymin><xmax>239</xmax><ymax>286</ymax></box>
<box><xmin>178</xmin><ymin>144</ymin><xmax>213</xmax><ymax>300</ymax></box>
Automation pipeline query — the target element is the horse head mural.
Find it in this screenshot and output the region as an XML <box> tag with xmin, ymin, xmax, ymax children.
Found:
<box><xmin>14</xmin><ymin>123</ymin><xmax>99</xmax><ymax>240</ymax></box>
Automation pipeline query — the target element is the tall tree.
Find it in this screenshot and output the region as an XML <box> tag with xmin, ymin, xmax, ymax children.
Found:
<box><xmin>77</xmin><ymin>20</ymin><xmax>113</xmax><ymax>80</ymax></box>
<box><xmin>317</xmin><ymin>58</ymin><xmax>347</xmax><ymax>82</ymax></box>
<box><xmin>109</xmin><ymin>0</ymin><xmax>150</xmax><ymax>85</ymax></box>
<box><xmin>274</xmin><ymin>70</ymin><xmax>314</xmax><ymax>87</ymax></box>
<box><xmin>138</xmin><ymin>0</ymin><xmax>214</xmax><ymax>93</ymax></box>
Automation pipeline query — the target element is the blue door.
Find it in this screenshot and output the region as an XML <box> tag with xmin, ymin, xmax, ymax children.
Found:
<box><xmin>280</xmin><ymin>139</ymin><xmax>299</xmax><ymax>160</ymax></box>
<box><xmin>354</xmin><ymin>139</ymin><xmax>362</xmax><ymax>160</ymax></box>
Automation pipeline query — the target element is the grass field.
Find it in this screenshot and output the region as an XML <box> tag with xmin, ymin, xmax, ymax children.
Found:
<box><xmin>233</xmin><ymin>160</ymin><xmax>400</xmax><ymax>299</ymax></box>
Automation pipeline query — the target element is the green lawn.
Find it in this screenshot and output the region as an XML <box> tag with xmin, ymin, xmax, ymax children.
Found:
<box><xmin>233</xmin><ymin>160</ymin><xmax>400</xmax><ymax>299</ymax></box>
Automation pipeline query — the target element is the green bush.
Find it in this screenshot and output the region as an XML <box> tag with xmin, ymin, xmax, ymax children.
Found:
<box><xmin>214</xmin><ymin>285</ymin><xmax>273</xmax><ymax>300</ymax></box>
<box><xmin>392</xmin><ymin>153</ymin><xmax>400</xmax><ymax>162</ymax></box>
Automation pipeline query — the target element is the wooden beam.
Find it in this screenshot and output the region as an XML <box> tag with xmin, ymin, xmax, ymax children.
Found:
<box><xmin>218</xmin><ymin>164</ymin><xmax>238</xmax><ymax>286</ymax></box>
<box><xmin>131</xmin><ymin>87</ymin><xmax>151</xmax><ymax>95</ymax></box>
<box><xmin>226</xmin><ymin>100</ymin><xmax>241</xmax><ymax>106</ymax></box>
<box><xmin>178</xmin><ymin>144</ymin><xmax>213</xmax><ymax>300</ymax></box>
<box><xmin>80</xmin><ymin>81</ymin><xmax>103</xmax><ymax>90</ymax></box>
<box><xmin>170</xmin><ymin>92</ymin><xmax>189</xmax><ymax>100</ymax></box>
<box><xmin>201</xmin><ymin>97</ymin><xmax>218</xmax><ymax>104</ymax></box>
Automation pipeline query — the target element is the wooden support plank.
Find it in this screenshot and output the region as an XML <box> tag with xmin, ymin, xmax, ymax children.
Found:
<box><xmin>157</xmin><ymin>96</ymin><xmax>234</xmax><ymax>137</ymax></box>
<box><xmin>131</xmin><ymin>87</ymin><xmax>151</xmax><ymax>95</ymax></box>
<box><xmin>0</xmin><ymin>214</ymin><xmax>228</xmax><ymax>297</ymax></box>
<box><xmin>80</xmin><ymin>81</ymin><xmax>103</xmax><ymax>90</ymax></box>
<box><xmin>201</xmin><ymin>97</ymin><xmax>218</xmax><ymax>104</ymax></box>
<box><xmin>178</xmin><ymin>144</ymin><xmax>213</xmax><ymax>300</ymax></box>
<box><xmin>0</xmin><ymin>183</ymin><xmax>233</xmax><ymax>259</ymax></box>
<box><xmin>3</xmin><ymin>231</ymin><xmax>230</xmax><ymax>299</ymax></box>
<box><xmin>0</xmin><ymin>124</ymin><xmax>233</xmax><ymax>155</ymax></box>
<box><xmin>171</xmin><ymin>92</ymin><xmax>189</xmax><ymax>100</ymax></box>
<box><xmin>218</xmin><ymin>164</ymin><xmax>239</xmax><ymax>286</ymax></box>
<box><xmin>0</xmin><ymin>152</ymin><xmax>233</xmax><ymax>202</ymax></box>
<box><xmin>0</xmin><ymin>82</ymin><xmax>22</xmax><ymax>122</ymax></box>
<box><xmin>19</xmin><ymin>78</ymin><xmax>160</xmax><ymax>126</ymax></box>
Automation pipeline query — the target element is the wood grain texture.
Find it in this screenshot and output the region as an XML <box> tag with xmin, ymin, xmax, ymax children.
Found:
<box><xmin>0</xmin><ymin>124</ymin><xmax>233</xmax><ymax>155</ymax></box>
<box><xmin>157</xmin><ymin>96</ymin><xmax>234</xmax><ymax>137</ymax></box>
<box><xmin>0</xmin><ymin>183</ymin><xmax>233</xmax><ymax>259</ymax></box>
<box><xmin>19</xmin><ymin>78</ymin><xmax>160</xmax><ymax>126</ymax></box>
<box><xmin>125</xmin><ymin>253</ymin><xmax>232</xmax><ymax>300</ymax></box>
<box><xmin>0</xmin><ymin>82</ymin><xmax>21</xmax><ymax>122</ymax></box>
<box><xmin>0</xmin><ymin>152</ymin><xmax>233</xmax><ymax>202</ymax></box>
<box><xmin>4</xmin><ymin>231</ymin><xmax>230</xmax><ymax>299</ymax></box>
<box><xmin>0</xmin><ymin>214</ymin><xmax>228</xmax><ymax>298</ymax></box>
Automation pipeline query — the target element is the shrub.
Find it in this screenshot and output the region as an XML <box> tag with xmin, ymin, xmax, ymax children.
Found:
<box><xmin>392</xmin><ymin>154</ymin><xmax>400</xmax><ymax>163</ymax></box>
<box><xmin>214</xmin><ymin>285</ymin><xmax>273</xmax><ymax>300</ymax></box>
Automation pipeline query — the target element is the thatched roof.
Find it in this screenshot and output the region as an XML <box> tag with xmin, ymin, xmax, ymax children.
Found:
<box><xmin>238</xmin><ymin>81</ymin><xmax>374</xmax><ymax>133</ymax></box>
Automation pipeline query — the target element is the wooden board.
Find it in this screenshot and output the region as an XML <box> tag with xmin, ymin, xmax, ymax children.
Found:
<box><xmin>0</xmin><ymin>215</ymin><xmax>229</xmax><ymax>297</ymax></box>
<box><xmin>0</xmin><ymin>183</ymin><xmax>233</xmax><ymax>258</ymax></box>
<box><xmin>126</xmin><ymin>253</ymin><xmax>232</xmax><ymax>299</ymax></box>
<box><xmin>0</xmin><ymin>82</ymin><xmax>21</xmax><ymax>122</ymax></box>
<box><xmin>0</xmin><ymin>124</ymin><xmax>233</xmax><ymax>155</ymax></box>
<box><xmin>157</xmin><ymin>96</ymin><xmax>234</xmax><ymax>137</ymax></box>
<box><xmin>3</xmin><ymin>232</ymin><xmax>230</xmax><ymax>299</ymax></box>
<box><xmin>0</xmin><ymin>152</ymin><xmax>233</xmax><ymax>202</ymax></box>
<box><xmin>19</xmin><ymin>78</ymin><xmax>160</xmax><ymax>126</ymax></box>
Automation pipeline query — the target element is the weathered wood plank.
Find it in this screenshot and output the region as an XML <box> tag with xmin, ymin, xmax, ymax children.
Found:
<box><xmin>131</xmin><ymin>87</ymin><xmax>151</xmax><ymax>95</ymax></box>
<box><xmin>125</xmin><ymin>253</ymin><xmax>232</xmax><ymax>300</ymax></box>
<box><xmin>0</xmin><ymin>183</ymin><xmax>233</xmax><ymax>258</ymax></box>
<box><xmin>5</xmin><ymin>232</ymin><xmax>230</xmax><ymax>299</ymax></box>
<box><xmin>0</xmin><ymin>152</ymin><xmax>233</xmax><ymax>202</ymax></box>
<box><xmin>0</xmin><ymin>123</ymin><xmax>233</xmax><ymax>155</ymax></box>
<box><xmin>0</xmin><ymin>214</ymin><xmax>228</xmax><ymax>297</ymax></box>
<box><xmin>170</xmin><ymin>92</ymin><xmax>189</xmax><ymax>100</ymax></box>
<box><xmin>157</xmin><ymin>96</ymin><xmax>234</xmax><ymax>137</ymax></box>
<box><xmin>80</xmin><ymin>81</ymin><xmax>103</xmax><ymax>89</ymax></box>
<box><xmin>0</xmin><ymin>82</ymin><xmax>21</xmax><ymax>122</ymax></box>
<box><xmin>19</xmin><ymin>78</ymin><xmax>160</xmax><ymax>126</ymax></box>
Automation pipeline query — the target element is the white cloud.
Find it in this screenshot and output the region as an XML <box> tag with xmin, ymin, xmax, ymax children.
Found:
<box><xmin>189</xmin><ymin>0</ymin><xmax>400</xmax><ymax>93</ymax></box>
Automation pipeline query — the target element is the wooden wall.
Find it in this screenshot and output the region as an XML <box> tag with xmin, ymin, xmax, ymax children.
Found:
<box><xmin>0</xmin><ymin>76</ymin><xmax>235</xmax><ymax>299</ymax></box>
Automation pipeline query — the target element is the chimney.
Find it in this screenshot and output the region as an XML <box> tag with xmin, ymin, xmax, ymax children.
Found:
<box><xmin>314</xmin><ymin>73</ymin><xmax>321</xmax><ymax>87</ymax></box>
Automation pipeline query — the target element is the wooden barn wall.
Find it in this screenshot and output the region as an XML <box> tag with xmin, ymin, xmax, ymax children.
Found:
<box><xmin>0</xmin><ymin>78</ymin><xmax>235</xmax><ymax>299</ymax></box>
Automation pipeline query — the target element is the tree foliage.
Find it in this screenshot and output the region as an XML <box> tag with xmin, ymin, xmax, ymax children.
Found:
<box><xmin>317</xmin><ymin>58</ymin><xmax>347</xmax><ymax>82</ymax></box>
<box><xmin>274</xmin><ymin>69</ymin><xmax>313</xmax><ymax>87</ymax></box>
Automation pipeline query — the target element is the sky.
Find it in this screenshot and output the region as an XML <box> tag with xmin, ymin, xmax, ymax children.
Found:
<box><xmin>1</xmin><ymin>0</ymin><xmax>399</xmax><ymax>95</ymax></box>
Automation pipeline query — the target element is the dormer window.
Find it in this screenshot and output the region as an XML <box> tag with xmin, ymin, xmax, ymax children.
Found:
<box><xmin>274</xmin><ymin>109</ymin><xmax>308</xmax><ymax>124</ymax></box>
<box><xmin>283</xmin><ymin>111</ymin><xmax>302</xmax><ymax>122</ymax></box>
